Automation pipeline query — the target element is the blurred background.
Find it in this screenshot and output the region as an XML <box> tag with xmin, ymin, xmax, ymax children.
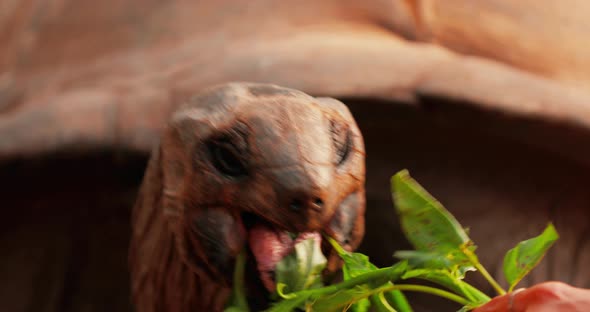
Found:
<box><xmin>1</xmin><ymin>1</ymin><xmax>590</xmax><ymax>311</ymax></box>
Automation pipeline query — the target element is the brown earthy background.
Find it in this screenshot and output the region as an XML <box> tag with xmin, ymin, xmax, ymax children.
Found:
<box><xmin>2</xmin><ymin>1</ymin><xmax>590</xmax><ymax>311</ymax></box>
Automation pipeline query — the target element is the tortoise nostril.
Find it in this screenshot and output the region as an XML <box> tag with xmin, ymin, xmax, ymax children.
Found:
<box><xmin>289</xmin><ymin>197</ymin><xmax>324</xmax><ymax>212</ymax></box>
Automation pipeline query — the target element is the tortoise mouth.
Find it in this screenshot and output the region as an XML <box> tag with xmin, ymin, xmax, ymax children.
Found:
<box><xmin>240</xmin><ymin>212</ymin><xmax>327</xmax><ymax>296</ymax></box>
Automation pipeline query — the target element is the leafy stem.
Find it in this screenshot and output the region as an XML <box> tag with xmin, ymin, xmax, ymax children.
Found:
<box><xmin>228</xmin><ymin>169</ymin><xmax>559</xmax><ymax>312</ymax></box>
<box><xmin>327</xmin><ymin>282</ymin><xmax>477</xmax><ymax>309</ymax></box>
<box><xmin>276</xmin><ymin>263</ymin><xmax>476</xmax><ymax>309</ymax></box>
<box><xmin>225</xmin><ymin>252</ymin><xmax>249</xmax><ymax>312</ymax></box>
<box><xmin>463</xmin><ymin>248</ymin><xmax>506</xmax><ymax>296</ymax></box>
<box><xmin>265</xmin><ymin>266</ymin><xmax>404</xmax><ymax>312</ymax></box>
<box><xmin>307</xmin><ymin>265</ymin><xmax>405</xmax><ymax>297</ymax></box>
<box><xmin>322</xmin><ymin>283</ymin><xmax>474</xmax><ymax>309</ymax></box>
<box><xmin>277</xmin><ymin>277</ymin><xmax>475</xmax><ymax>310</ymax></box>
<box><xmin>378</xmin><ymin>284</ymin><xmax>473</xmax><ymax>307</ymax></box>
<box><xmin>473</xmin><ymin>261</ymin><xmax>506</xmax><ymax>296</ymax></box>
<box><xmin>377</xmin><ymin>292</ymin><xmax>397</xmax><ymax>312</ymax></box>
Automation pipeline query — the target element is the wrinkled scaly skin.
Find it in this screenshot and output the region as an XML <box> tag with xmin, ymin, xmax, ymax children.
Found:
<box><xmin>129</xmin><ymin>83</ymin><xmax>366</xmax><ymax>311</ymax></box>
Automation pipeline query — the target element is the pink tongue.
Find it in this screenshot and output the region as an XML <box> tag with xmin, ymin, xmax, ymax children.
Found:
<box><xmin>248</xmin><ymin>224</ymin><xmax>320</xmax><ymax>292</ymax></box>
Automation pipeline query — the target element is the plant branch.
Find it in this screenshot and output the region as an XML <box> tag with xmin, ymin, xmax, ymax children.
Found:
<box><xmin>349</xmin><ymin>284</ymin><xmax>474</xmax><ymax>307</ymax></box>
<box><xmin>463</xmin><ymin>249</ymin><xmax>506</xmax><ymax>296</ymax></box>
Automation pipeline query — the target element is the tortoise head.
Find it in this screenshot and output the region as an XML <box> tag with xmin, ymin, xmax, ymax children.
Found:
<box><xmin>130</xmin><ymin>83</ymin><xmax>366</xmax><ymax>311</ymax></box>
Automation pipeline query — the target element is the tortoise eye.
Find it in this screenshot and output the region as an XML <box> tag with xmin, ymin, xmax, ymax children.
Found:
<box><xmin>207</xmin><ymin>125</ymin><xmax>249</xmax><ymax>178</ymax></box>
<box><xmin>331</xmin><ymin>121</ymin><xmax>352</xmax><ymax>166</ymax></box>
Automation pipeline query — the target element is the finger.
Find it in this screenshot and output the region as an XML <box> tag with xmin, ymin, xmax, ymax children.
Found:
<box><xmin>473</xmin><ymin>288</ymin><xmax>526</xmax><ymax>312</ymax></box>
<box><xmin>473</xmin><ymin>294</ymin><xmax>510</xmax><ymax>312</ymax></box>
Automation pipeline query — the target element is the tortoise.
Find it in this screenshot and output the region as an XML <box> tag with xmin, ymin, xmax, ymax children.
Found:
<box><xmin>2</xmin><ymin>1</ymin><xmax>590</xmax><ymax>311</ymax></box>
<box><xmin>129</xmin><ymin>83</ymin><xmax>366</xmax><ymax>311</ymax></box>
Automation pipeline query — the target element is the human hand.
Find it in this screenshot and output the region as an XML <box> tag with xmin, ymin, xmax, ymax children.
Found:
<box><xmin>474</xmin><ymin>282</ymin><xmax>590</xmax><ymax>312</ymax></box>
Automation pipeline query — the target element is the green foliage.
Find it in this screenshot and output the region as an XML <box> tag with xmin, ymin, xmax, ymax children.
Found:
<box><xmin>391</xmin><ymin>170</ymin><xmax>472</xmax><ymax>254</ymax></box>
<box><xmin>401</xmin><ymin>269</ymin><xmax>489</xmax><ymax>304</ymax></box>
<box><xmin>225</xmin><ymin>169</ymin><xmax>559</xmax><ymax>312</ymax></box>
<box><xmin>225</xmin><ymin>252</ymin><xmax>250</xmax><ymax>312</ymax></box>
<box><xmin>392</xmin><ymin>170</ymin><xmax>505</xmax><ymax>296</ymax></box>
<box><xmin>327</xmin><ymin>237</ymin><xmax>412</xmax><ymax>312</ymax></box>
<box><xmin>503</xmin><ymin>223</ymin><xmax>559</xmax><ymax>291</ymax></box>
<box><xmin>275</xmin><ymin>238</ymin><xmax>327</xmax><ymax>294</ymax></box>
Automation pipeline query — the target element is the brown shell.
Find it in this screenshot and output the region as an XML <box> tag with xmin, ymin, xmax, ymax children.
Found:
<box><xmin>3</xmin><ymin>0</ymin><xmax>590</xmax><ymax>163</ymax></box>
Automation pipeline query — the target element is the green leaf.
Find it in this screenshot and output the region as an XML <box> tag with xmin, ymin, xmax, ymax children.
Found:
<box><xmin>275</xmin><ymin>237</ymin><xmax>327</xmax><ymax>293</ymax></box>
<box><xmin>392</xmin><ymin>170</ymin><xmax>506</xmax><ymax>296</ymax></box>
<box><xmin>329</xmin><ymin>238</ymin><xmax>376</xmax><ymax>279</ymax></box>
<box><xmin>326</xmin><ymin>238</ymin><xmax>377</xmax><ymax>311</ymax></box>
<box><xmin>394</xmin><ymin>250</ymin><xmax>473</xmax><ymax>271</ymax></box>
<box><xmin>224</xmin><ymin>252</ymin><xmax>250</xmax><ymax>312</ymax></box>
<box><xmin>274</xmin><ymin>264</ymin><xmax>408</xmax><ymax>311</ymax></box>
<box><xmin>503</xmin><ymin>223</ymin><xmax>559</xmax><ymax>291</ymax></box>
<box><xmin>328</xmin><ymin>238</ymin><xmax>413</xmax><ymax>312</ymax></box>
<box><xmin>309</xmin><ymin>287</ymin><xmax>371</xmax><ymax>312</ymax></box>
<box><xmin>390</xmin><ymin>170</ymin><xmax>476</xmax><ymax>278</ymax></box>
<box><xmin>391</xmin><ymin>170</ymin><xmax>473</xmax><ymax>256</ymax></box>
<box><xmin>309</xmin><ymin>284</ymin><xmax>407</xmax><ymax>312</ymax></box>
<box><xmin>394</xmin><ymin>250</ymin><xmax>478</xmax><ymax>283</ymax></box>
